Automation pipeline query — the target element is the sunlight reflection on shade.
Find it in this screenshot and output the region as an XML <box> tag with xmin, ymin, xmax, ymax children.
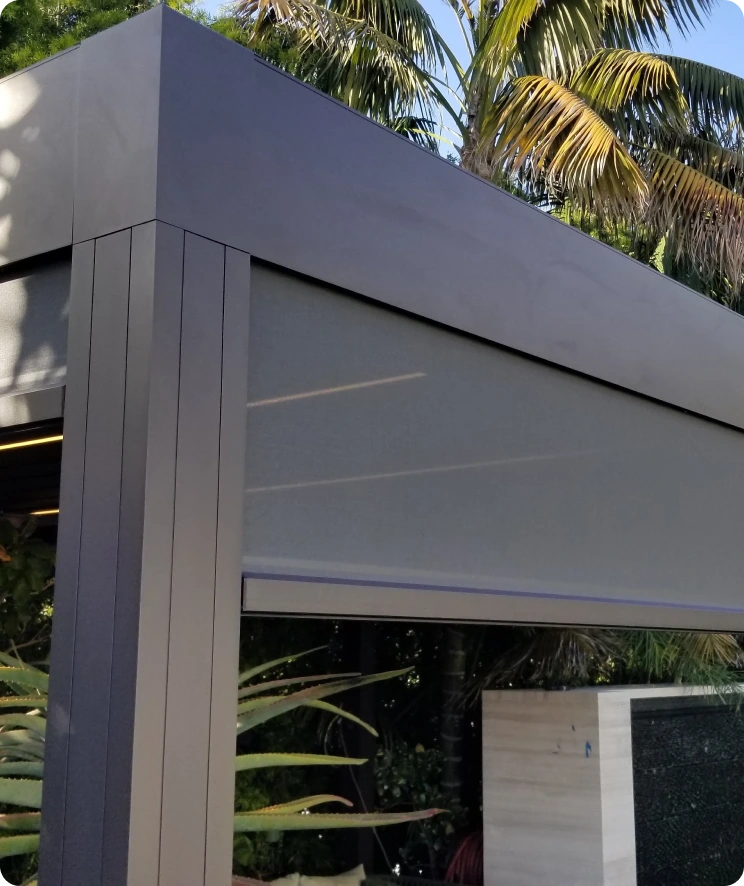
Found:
<box><xmin>245</xmin><ymin>448</ymin><xmax>604</xmax><ymax>494</ymax></box>
<box><xmin>0</xmin><ymin>76</ymin><xmax>39</xmax><ymax>129</ymax></box>
<box><xmin>247</xmin><ymin>372</ymin><xmax>427</xmax><ymax>407</ymax></box>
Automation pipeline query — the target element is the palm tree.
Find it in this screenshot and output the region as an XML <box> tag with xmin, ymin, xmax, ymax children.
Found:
<box><xmin>230</xmin><ymin>0</ymin><xmax>744</xmax><ymax>297</ymax></box>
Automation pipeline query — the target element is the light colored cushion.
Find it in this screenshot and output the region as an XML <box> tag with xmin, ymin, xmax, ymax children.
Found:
<box><xmin>299</xmin><ymin>864</ymin><xmax>366</xmax><ymax>886</ymax></box>
<box><xmin>271</xmin><ymin>874</ymin><xmax>301</xmax><ymax>886</ymax></box>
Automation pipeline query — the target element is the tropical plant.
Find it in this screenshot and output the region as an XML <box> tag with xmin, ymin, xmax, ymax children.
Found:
<box><xmin>0</xmin><ymin>647</ymin><xmax>442</xmax><ymax>884</ymax></box>
<box><xmin>375</xmin><ymin>740</ymin><xmax>464</xmax><ymax>875</ymax></box>
<box><xmin>0</xmin><ymin>0</ymin><xmax>209</xmax><ymax>78</ymax></box>
<box><xmin>233</xmin><ymin>646</ymin><xmax>443</xmax><ymax>833</ymax></box>
<box><xmin>0</xmin><ymin>650</ymin><xmax>47</xmax><ymax>885</ymax></box>
<box><xmin>233</xmin><ymin>0</ymin><xmax>744</xmax><ymax>297</ymax></box>
<box><xmin>0</xmin><ymin>517</ymin><xmax>55</xmax><ymax>660</ymax></box>
<box><xmin>462</xmin><ymin>626</ymin><xmax>743</xmax><ymax>699</ymax></box>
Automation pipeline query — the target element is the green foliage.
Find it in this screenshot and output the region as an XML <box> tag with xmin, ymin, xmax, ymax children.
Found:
<box><xmin>375</xmin><ymin>742</ymin><xmax>465</xmax><ymax>875</ymax></box>
<box><xmin>233</xmin><ymin>776</ymin><xmax>339</xmax><ymax>877</ymax></box>
<box><xmin>0</xmin><ymin>518</ymin><xmax>54</xmax><ymax>660</ymax></box>
<box><xmin>234</xmin><ymin>648</ymin><xmax>442</xmax><ymax>836</ymax></box>
<box><xmin>0</xmin><ymin>639</ymin><xmax>441</xmax><ymax>881</ymax></box>
<box><xmin>0</xmin><ymin>0</ymin><xmax>209</xmax><ymax>78</ymax></box>
<box><xmin>463</xmin><ymin>626</ymin><xmax>744</xmax><ymax>697</ymax></box>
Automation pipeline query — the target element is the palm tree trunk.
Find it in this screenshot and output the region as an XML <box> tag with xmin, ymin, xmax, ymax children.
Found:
<box><xmin>440</xmin><ymin>626</ymin><xmax>467</xmax><ymax>803</ymax></box>
<box><xmin>460</xmin><ymin>83</ymin><xmax>493</xmax><ymax>178</ymax></box>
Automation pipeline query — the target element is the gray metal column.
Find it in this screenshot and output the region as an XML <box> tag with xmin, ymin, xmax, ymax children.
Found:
<box><xmin>40</xmin><ymin>222</ymin><xmax>250</xmax><ymax>885</ymax></box>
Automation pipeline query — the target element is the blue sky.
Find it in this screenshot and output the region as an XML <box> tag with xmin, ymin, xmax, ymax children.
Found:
<box><xmin>665</xmin><ymin>1</ymin><xmax>744</xmax><ymax>76</ymax></box>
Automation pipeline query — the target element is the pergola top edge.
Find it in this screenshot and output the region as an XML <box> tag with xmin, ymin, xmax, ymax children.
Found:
<box><xmin>2</xmin><ymin>6</ymin><xmax>744</xmax><ymax>432</ymax></box>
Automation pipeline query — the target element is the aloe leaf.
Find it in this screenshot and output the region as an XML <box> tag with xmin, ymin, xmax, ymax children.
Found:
<box><xmin>253</xmin><ymin>795</ymin><xmax>353</xmax><ymax>814</ymax></box>
<box><xmin>304</xmin><ymin>700</ymin><xmax>378</xmax><ymax>736</ymax></box>
<box><xmin>0</xmin><ymin>668</ymin><xmax>48</xmax><ymax>694</ymax></box>
<box><xmin>0</xmin><ymin>730</ymin><xmax>44</xmax><ymax>748</ymax></box>
<box><xmin>238</xmin><ymin>673</ymin><xmax>359</xmax><ymax>699</ymax></box>
<box><xmin>0</xmin><ymin>812</ymin><xmax>41</xmax><ymax>832</ymax></box>
<box><xmin>235</xmin><ymin>753</ymin><xmax>365</xmax><ymax>772</ymax></box>
<box><xmin>0</xmin><ymin>778</ymin><xmax>42</xmax><ymax>809</ymax></box>
<box><xmin>0</xmin><ymin>652</ymin><xmax>44</xmax><ymax>675</ymax></box>
<box><xmin>0</xmin><ymin>697</ymin><xmax>47</xmax><ymax>710</ymax></box>
<box><xmin>0</xmin><ymin>714</ymin><xmax>46</xmax><ymax>736</ymax></box>
<box><xmin>0</xmin><ymin>733</ymin><xmax>46</xmax><ymax>760</ymax></box>
<box><xmin>237</xmin><ymin>696</ymin><xmax>379</xmax><ymax>737</ymax></box>
<box><xmin>0</xmin><ymin>763</ymin><xmax>43</xmax><ymax>778</ymax></box>
<box><xmin>0</xmin><ymin>833</ymin><xmax>40</xmax><ymax>858</ymax></box>
<box><xmin>238</xmin><ymin>646</ymin><xmax>327</xmax><ymax>685</ymax></box>
<box><xmin>0</xmin><ymin>750</ymin><xmax>43</xmax><ymax>763</ymax></box>
<box><xmin>234</xmin><ymin>808</ymin><xmax>445</xmax><ymax>832</ymax></box>
<box><xmin>236</xmin><ymin>668</ymin><xmax>411</xmax><ymax>733</ymax></box>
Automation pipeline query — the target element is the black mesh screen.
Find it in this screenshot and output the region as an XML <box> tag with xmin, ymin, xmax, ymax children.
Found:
<box><xmin>632</xmin><ymin>696</ymin><xmax>744</xmax><ymax>885</ymax></box>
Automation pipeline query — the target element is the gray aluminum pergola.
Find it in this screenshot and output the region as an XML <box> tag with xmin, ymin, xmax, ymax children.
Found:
<box><xmin>3</xmin><ymin>7</ymin><xmax>744</xmax><ymax>883</ymax></box>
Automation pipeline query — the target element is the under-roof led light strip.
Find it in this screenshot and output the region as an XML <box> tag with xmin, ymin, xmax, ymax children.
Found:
<box><xmin>0</xmin><ymin>434</ymin><xmax>63</xmax><ymax>452</ymax></box>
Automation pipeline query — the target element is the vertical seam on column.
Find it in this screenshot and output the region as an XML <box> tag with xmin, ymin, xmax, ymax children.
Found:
<box><xmin>100</xmin><ymin>228</ymin><xmax>134</xmax><ymax>885</ymax></box>
<box><xmin>157</xmin><ymin>226</ymin><xmax>186</xmax><ymax>884</ymax></box>
<box><xmin>203</xmin><ymin>245</ymin><xmax>227</xmax><ymax>885</ymax></box>
<box><xmin>59</xmin><ymin>239</ymin><xmax>96</xmax><ymax>880</ymax></box>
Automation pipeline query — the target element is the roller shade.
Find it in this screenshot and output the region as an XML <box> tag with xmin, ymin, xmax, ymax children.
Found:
<box><xmin>243</xmin><ymin>265</ymin><xmax>744</xmax><ymax>624</ymax></box>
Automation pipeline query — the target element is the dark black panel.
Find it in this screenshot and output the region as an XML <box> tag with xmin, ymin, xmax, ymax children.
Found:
<box><xmin>632</xmin><ymin>696</ymin><xmax>744</xmax><ymax>885</ymax></box>
<box><xmin>0</xmin><ymin>419</ymin><xmax>62</xmax><ymax>517</ymax></box>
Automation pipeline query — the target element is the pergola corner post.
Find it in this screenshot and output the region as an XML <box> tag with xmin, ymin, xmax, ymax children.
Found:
<box><xmin>40</xmin><ymin>217</ymin><xmax>250</xmax><ymax>884</ymax></box>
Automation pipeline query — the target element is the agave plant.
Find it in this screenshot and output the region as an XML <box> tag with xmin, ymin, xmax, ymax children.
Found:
<box><xmin>0</xmin><ymin>647</ymin><xmax>441</xmax><ymax>882</ymax></box>
<box><xmin>0</xmin><ymin>649</ymin><xmax>47</xmax><ymax>882</ymax></box>
<box><xmin>233</xmin><ymin>646</ymin><xmax>442</xmax><ymax>832</ymax></box>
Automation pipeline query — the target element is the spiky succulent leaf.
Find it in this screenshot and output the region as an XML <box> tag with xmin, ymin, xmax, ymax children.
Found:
<box><xmin>253</xmin><ymin>795</ymin><xmax>354</xmax><ymax>813</ymax></box>
<box><xmin>238</xmin><ymin>646</ymin><xmax>328</xmax><ymax>685</ymax></box>
<box><xmin>0</xmin><ymin>668</ymin><xmax>48</xmax><ymax>694</ymax></box>
<box><xmin>0</xmin><ymin>697</ymin><xmax>47</xmax><ymax>710</ymax></box>
<box><xmin>235</xmin><ymin>753</ymin><xmax>366</xmax><ymax>771</ymax></box>
<box><xmin>0</xmin><ymin>714</ymin><xmax>46</xmax><ymax>736</ymax></box>
<box><xmin>0</xmin><ymin>763</ymin><xmax>43</xmax><ymax>779</ymax></box>
<box><xmin>0</xmin><ymin>812</ymin><xmax>41</xmax><ymax>832</ymax></box>
<box><xmin>0</xmin><ymin>779</ymin><xmax>42</xmax><ymax>810</ymax></box>
<box><xmin>234</xmin><ymin>807</ymin><xmax>444</xmax><ymax>831</ymax></box>
<box><xmin>236</xmin><ymin>668</ymin><xmax>410</xmax><ymax>733</ymax></box>
<box><xmin>238</xmin><ymin>672</ymin><xmax>359</xmax><ymax>699</ymax></box>
<box><xmin>0</xmin><ymin>833</ymin><xmax>40</xmax><ymax>858</ymax></box>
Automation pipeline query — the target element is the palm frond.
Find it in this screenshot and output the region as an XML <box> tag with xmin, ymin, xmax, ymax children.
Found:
<box><xmin>644</xmin><ymin>148</ymin><xmax>744</xmax><ymax>284</ymax></box>
<box><xmin>475</xmin><ymin>0</ymin><xmax>545</xmax><ymax>84</ymax></box>
<box><xmin>485</xmin><ymin>75</ymin><xmax>647</xmax><ymax>214</ymax></box>
<box><xmin>660</xmin><ymin>55</ymin><xmax>744</xmax><ymax>141</ymax></box>
<box><xmin>647</xmin><ymin>129</ymin><xmax>744</xmax><ymax>192</ymax></box>
<box><xmin>571</xmin><ymin>48</ymin><xmax>687</xmax><ymax>137</ymax></box>
<box><xmin>602</xmin><ymin>0</ymin><xmax>713</xmax><ymax>52</ymax></box>
<box><xmin>386</xmin><ymin>113</ymin><xmax>441</xmax><ymax>149</ymax></box>
<box><xmin>337</xmin><ymin>0</ymin><xmax>443</xmax><ymax>61</ymax></box>
<box><xmin>237</xmin><ymin>0</ymin><xmax>442</xmax><ymax>121</ymax></box>
<box><xmin>515</xmin><ymin>0</ymin><xmax>602</xmax><ymax>80</ymax></box>
<box><xmin>495</xmin><ymin>628</ymin><xmax>620</xmax><ymax>686</ymax></box>
<box><xmin>622</xmin><ymin>630</ymin><xmax>742</xmax><ymax>694</ymax></box>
